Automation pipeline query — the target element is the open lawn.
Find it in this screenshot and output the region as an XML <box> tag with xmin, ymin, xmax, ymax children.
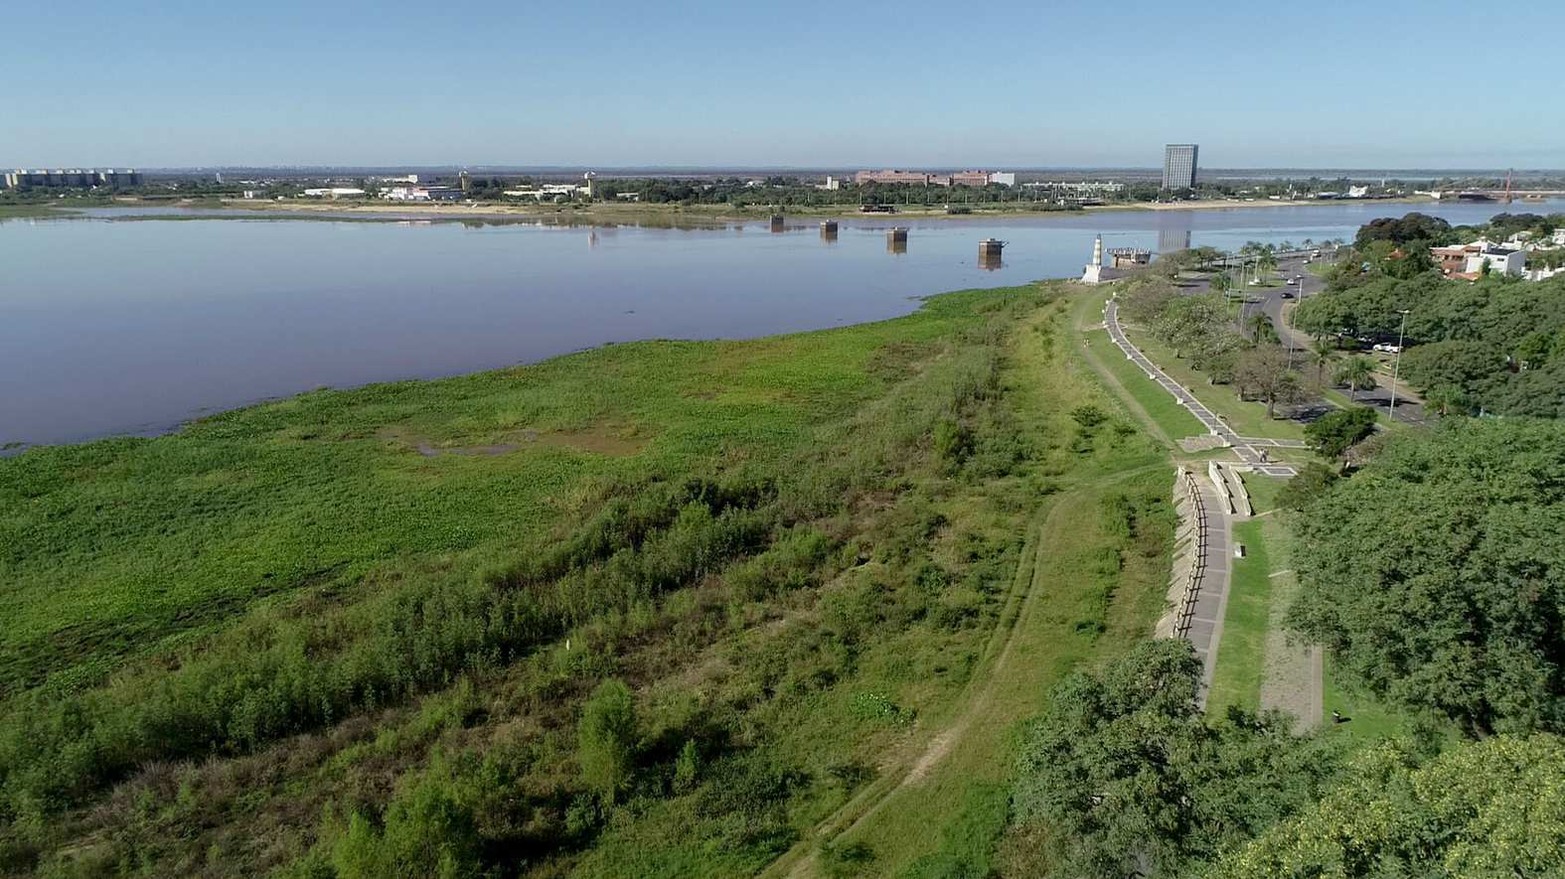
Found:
<box><xmin>1080</xmin><ymin>328</ymin><xmax>1209</xmax><ymax>445</ymax></box>
<box><xmin>1120</xmin><ymin>327</ymin><xmax>1309</xmax><ymax>442</ymax></box>
<box><xmin>1206</xmin><ymin>519</ymin><xmax>1273</xmax><ymax>714</ymax></box>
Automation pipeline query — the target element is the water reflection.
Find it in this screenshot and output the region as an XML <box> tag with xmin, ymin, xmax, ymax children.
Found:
<box><xmin>9</xmin><ymin>198</ymin><xmax>1560</xmax><ymax>446</ymax></box>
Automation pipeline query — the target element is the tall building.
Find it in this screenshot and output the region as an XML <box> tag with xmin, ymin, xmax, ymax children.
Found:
<box><xmin>1162</xmin><ymin>144</ymin><xmax>1198</xmax><ymax>190</ymax></box>
<box><xmin>2</xmin><ymin>168</ymin><xmax>141</xmax><ymax>189</ymax></box>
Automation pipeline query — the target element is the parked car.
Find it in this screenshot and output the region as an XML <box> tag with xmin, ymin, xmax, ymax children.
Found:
<box><xmin>1280</xmin><ymin>291</ymin><xmax>1295</xmax><ymax>299</ymax></box>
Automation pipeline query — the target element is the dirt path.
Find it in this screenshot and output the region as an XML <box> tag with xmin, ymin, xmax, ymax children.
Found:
<box><xmin>763</xmin><ymin>462</ymin><xmax>1158</xmax><ymax>878</ymax></box>
<box><xmin>762</xmin><ymin>496</ymin><xmax>1058</xmax><ymax>879</ymax></box>
<box><xmin>1257</xmin><ymin>563</ymin><xmax>1323</xmax><ymax>731</ymax></box>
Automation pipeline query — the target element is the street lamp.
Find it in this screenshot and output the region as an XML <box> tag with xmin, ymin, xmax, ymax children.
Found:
<box><xmin>1388</xmin><ymin>309</ymin><xmax>1411</xmax><ymax>414</ymax></box>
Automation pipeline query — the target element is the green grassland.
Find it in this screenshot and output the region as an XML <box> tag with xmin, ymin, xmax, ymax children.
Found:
<box><xmin>1205</xmin><ymin>518</ymin><xmax>1274</xmax><ymax>714</ymax></box>
<box><xmin>1079</xmin><ymin>327</ymin><xmax>1208</xmax><ymax>443</ymax></box>
<box><xmin>0</xmin><ymin>282</ymin><xmax>1180</xmax><ymax>877</ymax></box>
<box><xmin>1120</xmin><ymin>327</ymin><xmax>1308</xmax><ymax>442</ymax></box>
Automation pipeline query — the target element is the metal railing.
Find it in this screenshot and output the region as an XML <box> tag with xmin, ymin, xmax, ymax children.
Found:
<box><xmin>1173</xmin><ymin>469</ymin><xmax>1208</xmax><ymax>639</ymax></box>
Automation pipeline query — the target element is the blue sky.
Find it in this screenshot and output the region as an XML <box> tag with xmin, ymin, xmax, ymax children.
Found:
<box><xmin>3</xmin><ymin>0</ymin><xmax>1561</xmax><ymax>169</ymax></box>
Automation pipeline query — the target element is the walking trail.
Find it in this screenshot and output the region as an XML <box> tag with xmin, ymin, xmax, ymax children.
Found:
<box><xmin>1101</xmin><ymin>295</ymin><xmax>1321</xmax><ymax>726</ymax></box>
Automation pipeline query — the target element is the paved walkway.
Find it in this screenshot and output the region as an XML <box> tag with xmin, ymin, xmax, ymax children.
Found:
<box><xmin>1181</xmin><ymin>475</ymin><xmax>1233</xmax><ymax>694</ymax></box>
<box><xmin>1103</xmin><ymin>299</ymin><xmax>1297</xmax><ymax>477</ymax></box>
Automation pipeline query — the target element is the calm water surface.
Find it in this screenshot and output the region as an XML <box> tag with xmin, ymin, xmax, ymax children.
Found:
<box><xmin>3</xmin><ymin>200</ymin><xmax>1556</xmax><ymax>447</ymax></box>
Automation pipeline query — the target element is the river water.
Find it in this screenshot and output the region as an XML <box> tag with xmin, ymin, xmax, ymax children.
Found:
<box><xmin>2</xmin><ymin>199</ymin><xmax>1557</xmax><ymax>447</ymax></box>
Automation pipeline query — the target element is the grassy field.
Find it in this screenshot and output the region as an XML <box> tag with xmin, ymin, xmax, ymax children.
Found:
<box><xmin>0</xmin><ymin>204</ymin><xmax>69</xmax><ymax>219</ymax></box>
<box><xmin>1206</xmin><ymin>518</ymin><xmax>1274</xmax><ymax>714</ymax></box>
<box><xmin>1120</xmin><ymin>327</ymin><xmax>1308</xmax><ymax>442</ymax></box>
<box><xmin>755</xmin><ymin>293</ymin><xmax>1177</xmax><ymax>878</ymax></box>
<box><xmin>1079</xmin><ymin>324</ymin><xmax>1208</xmax><ymax>444</ymax></box>
<box><xmin>0</xmin><ymin>280</ymin><xmax>1185</xmax><ymax>877</ymax></box>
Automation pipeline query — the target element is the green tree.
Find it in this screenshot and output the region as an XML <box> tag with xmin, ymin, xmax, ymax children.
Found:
<box><xmin>1247</xmin><ymin>312</ymin><xmax>1280</xmax><ymax>344</ymax></box>
<box><xmin>1421</xmin><ymin>384</ymin><xmax>1470</xmax><ymax>417</ymax></box>
<box><xmin>1213</xmin><ymin>735</ymin><xmax>1565</xmax><ymax>878</ymax></box>
<box><xmin>1334</xmin><ymin>356</ymin><xmax>1378</xmax><ymax>401</ymax></box>
<box><xmin>1117</xmin><ymin>276</ymin><xmax>1179</xmax><ymax>325</ymax></box>
<box><xmin>1277</xmin><ymin>462</ymin><xmax>1341</xmax><ymax>511</ymax></box>
<box><xmin>1234</xmin><ymin>346</ymin><xmax>1308</xmax><ymax>417</ymax></box>
<box><xmin>579</xmin><ymin>679</ymin><xmax>639</xmax><ymax>803</ymax></box>
<box><xmin>1209</xmin><ymin>271</ymin><xmax>1232</xmax><ymax>296</ymax></box>
<box><xmin>1308</xmin><ymin>337</ymin><xmax>1337</xmax><ymax>387</ymax></box>
<box><xmin>1289</xmin><ymin>420</ymin><xmax>1565</xmax><ymax>735</ymax></box>
<box><xmin>1303</xmin><ymin>407</ymin><xmax>1377</xmax><ymax>459</ymax></box>
<box><xmin>1152</xmin><ymin>293</ymin><xmax>1233</xmax><ymax>363</ymax></box>
<box><xmin>1012</xmin><ymin>640</ymin><xmax>1338</xmax><ymax>878</ymax></box>
<box><xmin>1256</xmin><ymin>252</ymin><xmax>1278</xmax><ymax>282</ymax></box>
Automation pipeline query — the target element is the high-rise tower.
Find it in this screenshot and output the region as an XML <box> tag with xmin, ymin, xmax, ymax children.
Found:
<box><xmin>1162</xmin><ymin>144</ymin><xmax>1198</xmax><ymax>190</ymax></box>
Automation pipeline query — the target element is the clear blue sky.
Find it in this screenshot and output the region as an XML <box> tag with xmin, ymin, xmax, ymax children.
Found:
<box><xmin>3</xmin><ymin>0</ymin><xmax>1561</xmax><ymax>169</ymax></box>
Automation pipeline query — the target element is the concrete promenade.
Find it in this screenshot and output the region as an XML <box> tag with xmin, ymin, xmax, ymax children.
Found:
<box><xmin>1103</xmin><ymin>299</ymin><xmax>1298</xmax><ymax>477</ymax></box>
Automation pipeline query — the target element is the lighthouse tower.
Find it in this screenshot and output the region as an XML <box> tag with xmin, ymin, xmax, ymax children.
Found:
<box><xmin>1081</xmin><ymin>234</ymin><xmax>1110</xmax><ymax>283</ymax></box>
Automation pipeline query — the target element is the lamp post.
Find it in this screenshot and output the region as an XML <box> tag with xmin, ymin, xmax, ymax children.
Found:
<box><xmin>1388</xmin><ymin>309</ymin><xmax>1411</xmax><ymax>415</ymax></box>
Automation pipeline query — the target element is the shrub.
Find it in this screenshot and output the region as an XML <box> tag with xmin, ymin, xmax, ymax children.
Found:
<box><xmin>578</xmin><ymin>680</ymin><xmax>639</xmax><ymax>803</ymax></box>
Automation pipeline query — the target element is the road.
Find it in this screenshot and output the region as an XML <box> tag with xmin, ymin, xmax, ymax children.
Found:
<box><xmin>1196</xmin><ymin>252</ymin><xmax>1430</xmax><ymax>425</ymax></box>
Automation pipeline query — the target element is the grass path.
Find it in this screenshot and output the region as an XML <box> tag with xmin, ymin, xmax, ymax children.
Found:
<box><xmin>764</xmin><ymin>463</ymin><xmax>1167</xmax><ymax>879</ymax></box>
<box><xmin>761</xmin><ymin>287</ymin><xmax>1175</xmax><ymax>878</ymax></box>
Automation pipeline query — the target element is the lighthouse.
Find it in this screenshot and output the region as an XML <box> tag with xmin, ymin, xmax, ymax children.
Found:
<box><xmin>1081</xmin><ymin>234</ymin><xmax>1109</xmax><ymax>283</ymax></box>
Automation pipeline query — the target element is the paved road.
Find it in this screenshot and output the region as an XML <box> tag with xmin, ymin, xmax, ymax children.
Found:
<box><xmin>1184</xmin><ymin>251</ymin><xmax>1430</xmax><ymax>425</ymax></box>
<box><xmin>1104</xmin><ymin>299</ymin><xmax>1297</xmax><ymax>477</ymax></box>
<box><xmin>1226</xmin><ymin>254</ymin><xmax>1431</xmax><ymax>426</ymax></box>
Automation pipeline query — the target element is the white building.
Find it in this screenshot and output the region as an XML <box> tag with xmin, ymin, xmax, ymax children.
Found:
<box><xmin>1465</xmin><ymin>246</ymin><xmax>1526</xmax><ymax>277</ymax></box>
<box><xmin>382</xmin><ymin>185</ymin><xmax>461</xmax><ymax>201</ymax></box>
<box><xmin>988</xmin><ymin>172</ymin><xmax>1016</xmax><ymax>187</ymax></box>
<box><xmin>501</xmin><ymin>183</ymin><xmax>587</xmax><ymax>200</ymax></box>
<box><xmin>302</xmin><ymin>187</ymin><xmax>366</xmax><ymax>198</ymax></box>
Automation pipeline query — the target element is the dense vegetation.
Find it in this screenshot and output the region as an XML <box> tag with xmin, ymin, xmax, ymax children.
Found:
<box><xmin>1117</xmin><ymin>275</ymin><xmax>1314</xmax><ymax>416</ymax></box>
<box><xmin>1009</xmin><ymin>640</ymin><xmax>1338</xmax><ymax>877</ymax></box>
<box><xmin>1212</xmin><ymin>733</ymin><xmax>1565</xmax><ymax>878</ymax></box>
<box><xmin>995</xmin><ymin>417</ymin><xmax>1565</xmax><ymax>878</ymax></box>
<box><xmin>1294</xmin><ymin>211</ymin><xmax>1565</xmax><ymax>417</ymax></box>
<box><xmin>1289</xmin><ymin>419</ymin><xmax>1565</xmax><ymax>736</ymax></box>
<box><xmin>0</xmin><ymin>283</ymin><xmax>1187</xmax><ymax>877</ymax></box>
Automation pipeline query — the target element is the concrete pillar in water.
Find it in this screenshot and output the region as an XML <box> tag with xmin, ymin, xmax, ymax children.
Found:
<box><xmin>978</xmin><ymin>238</ymin><xmax>1006</xmax><ymax>270</ymax></box>
<box><xmin>820</xmin><ymin>220</ymin><xmax>838</xmax><ymax>242</ymax></box>
<box><xmin>886</xmin><ymin>227</ymin><xmax>908</xmax><ymax>254</ymax></box>
<box><xmin>770</xmin><ymin>214</ymin><xmax>785</xmax><ymax>232</ymax></box>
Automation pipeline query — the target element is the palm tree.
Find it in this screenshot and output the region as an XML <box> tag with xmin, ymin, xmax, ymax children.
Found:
<box><xmin>1249</xmin><ymin>312</ymin><xmax>1279</xmax><ymax>344</ymax></box>
<box><xmin>1210</xmin><ymin>271</ymin><xmax>1232</xmax><ymax>295</ymax></box>
<box><xmin>1257</xmin><ymin>252</ymin><xmax>1279</xmax><ymax>282</ymax></box>
<box><xmin>1336</xmin><ymin>356</ymin><xmax>1378</xmax><ymax>401</ymax></box>
<box><xmin>1309</xmin><ymin>338</ymin><xmax>1336</xmax><ymax>387</ymax></box>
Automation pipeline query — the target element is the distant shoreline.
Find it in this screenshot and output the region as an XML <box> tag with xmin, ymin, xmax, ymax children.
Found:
<box><xmin>11</xmin><ymin>194</ymin><xmax>1444</xmax><ymax>225</ymax></box>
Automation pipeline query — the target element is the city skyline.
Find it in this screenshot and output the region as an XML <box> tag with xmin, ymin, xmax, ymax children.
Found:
<box><xmin>4</xmin><ymin>0</ymin><xmax>1564</xmax><ymax>169</ymax></box>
